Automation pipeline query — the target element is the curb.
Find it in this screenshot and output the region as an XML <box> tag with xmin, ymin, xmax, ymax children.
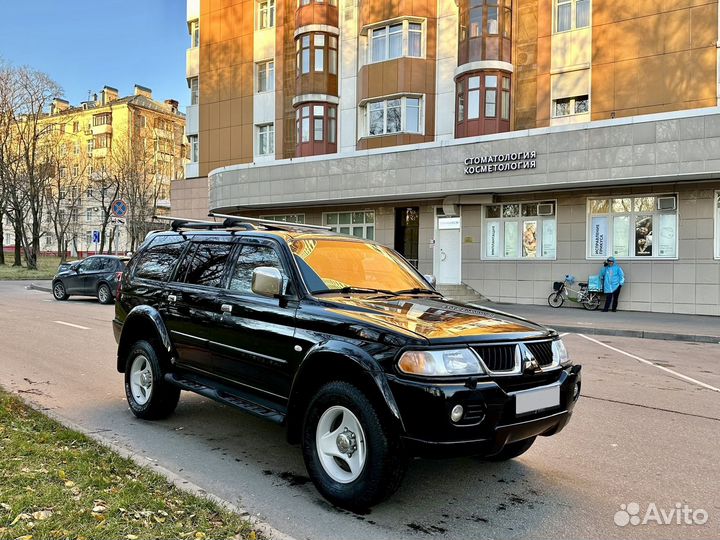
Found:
<box><xmin>12</xmin><ymin>394</ymin><xmax>297</xmax><ymax>540</ymax></box>
<box><xmin>549</xmin><ymin>324</ymin><xmax>720</xmax><ymax>344</ymax></box>
<box><xmin>28</xmin><ymin>282</ymin><xmax>52</xmax><ymax>293</ymax></box>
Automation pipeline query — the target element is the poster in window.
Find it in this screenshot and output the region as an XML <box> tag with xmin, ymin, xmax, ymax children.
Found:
<box><xmin>486</xmin><ymin>221</ymin><xmax>499</xmax><ymax>257</ymax></box>
<box><xmin>522</xmin><ymin>221</ymin><xmax>537</xmax><ymax>258</ymax></box>
<box><xmin>542</xmin><ymin>219</ymin><xmax>556</xmax><ymax>258</ymax></box>
<box><xmin>613</xmin><ymin>216</ymin><xmax>630</xmax><ymax>257</ymax></box>
<box><xmin>504</xmin><ymin>221</ymin><xmax>519</xmax><ymax>258</ymax></box>
<box><xmin>635</xmin><ymin>215</ymin><xmax>653</xmax><ymax>256</ymax></box>
<box><xmin>590</xmin><ymin>216</ymin><xmax>608</xmax><ymax>257</ymax></box>
<box><xmin>657</xmin><ymin>214</ymin><xmax>676</xmax><ymax>257</ymax></box>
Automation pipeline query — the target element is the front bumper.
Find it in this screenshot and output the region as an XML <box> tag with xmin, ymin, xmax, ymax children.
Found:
<box><xmin>388</xmin><ymin>365</ymin><xmax>581</xmax><ymax>458</ymax></box>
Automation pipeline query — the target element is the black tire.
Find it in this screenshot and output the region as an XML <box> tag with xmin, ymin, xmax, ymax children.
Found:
<box><xmin>124</xmin><ymin>340</ymin><xmax>180</xmax><ymax>420</ymax></box>
<box><xmin>52</xmin><ymin>280</ymin><xmax>69</xmax><ymax>301</ymax></box>
<box><xmin>484</xmin><ymin>436</ymin><xmax>536</xmax><ymax>461</ymax></box>
<box><xmin>547</xmin><ymin>291</ymin><xmax>564</xmax><ymax>308</ymax></box>
<box><xmin>582</xmin><ymin>292</ymin><xmax>601</xmax><ymax>311</ymax></box>
<box><xmin>97</xmin><ymin>283</ymin><xmax>113</xmax><ymax>304</ymax></box>
<box><xmin>302</xmin><ymin>381</ymin><xmax>407</xmax><ymax>510</ymax></box>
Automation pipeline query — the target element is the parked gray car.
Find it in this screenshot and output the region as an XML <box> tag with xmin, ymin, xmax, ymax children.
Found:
<box><xmin>52</xmin><ymin>255</ymin><xmax>129</xmax><ymax>304</ymax></box>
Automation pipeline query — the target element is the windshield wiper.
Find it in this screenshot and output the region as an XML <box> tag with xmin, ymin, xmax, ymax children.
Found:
<box><xmin>312</xmin><ymin>286</ymin><xmax>395</xmax><ymax>296</ymax></box>
<box><xmin>388</xmin><ymin>288</ymin><xmax>444</xmax><ymax>297</ymax></box>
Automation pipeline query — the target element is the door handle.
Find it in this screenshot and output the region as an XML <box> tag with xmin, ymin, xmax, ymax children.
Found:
<box><xmin>221</xmin><ymin>303</ymin><xmax>233</xmax><ymax>314</ymax></box>
<box><xmin>168</xmin><ymin>294</ymin><xmax>178</xmax><ymax>303</ymax></box>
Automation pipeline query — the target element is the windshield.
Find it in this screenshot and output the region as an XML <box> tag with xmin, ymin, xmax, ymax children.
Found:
<box><xmin>290</xmin><ymin>239</ymin><xmax>429</xmax><ymax>294</ymax></box>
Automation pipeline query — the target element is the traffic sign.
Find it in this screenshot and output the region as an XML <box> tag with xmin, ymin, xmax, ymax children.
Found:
<box><xmin>111</xmin><ymin>217</ymin><xmax>126</xmax><ymax>226</ymax></box>
<box><xmin>111</xmin><ymin>199</ymin><xmax>128</xmax><ymax>218</ymax></box>
<box><xmin>92</xmin><ymin>230</ymin><xmax>100</xmax><ymax>243</ymax></box>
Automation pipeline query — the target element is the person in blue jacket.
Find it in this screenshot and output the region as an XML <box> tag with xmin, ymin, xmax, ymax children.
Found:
<box><xmin>599</xmin><ymin>256</ymin><xmax>625</xmax><ymax>312</ymax></box>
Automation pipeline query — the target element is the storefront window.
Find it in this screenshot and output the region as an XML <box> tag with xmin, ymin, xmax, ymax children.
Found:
<box><xmin>587</xmin><ymin>195</ymin><xmax>678</xmax><ymax>259</ymax></box>
<box><xmin>483</xmin><ymin>201</ymin><xmax>556</xmax><ymax>259</ymax></box>
<box><xmin>259</xmin><ymin>214</ymin><xmax>305</xmax><ymax>224</ymax></box>
<box><xmin>324</xmin><ymin>211</ymin><xmax>375</xmax><ymax>239</ymax></box>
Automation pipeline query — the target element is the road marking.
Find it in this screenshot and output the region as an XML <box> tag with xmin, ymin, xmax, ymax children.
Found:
<box><xmin>53</xmin><ymin>320</ymin><xmax>90</xmax><ymax>330</ymax></box>
<box><xmin>577</xmin><ymin>333</ymin><xmax>720</xmax><ymax>393</ymax></box>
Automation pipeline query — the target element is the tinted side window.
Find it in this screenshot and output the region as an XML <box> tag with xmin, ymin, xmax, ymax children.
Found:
<box><xmin>134</xmin><ymin>236</ymin><xmax>186</xmax><ymax>281</ymax></box>
<box><xmin>101</xmin><ymin>258</ymin><xmax>116</xmax><ymax>270</ymax></box>
<box><xmin>184</xmin><ymin>243</ymin><xmax>232</xmax><ymax>287</ymax></box>
<box><xmin>229</xmin><ymin>245</ymin><xmax>284</xmax><ymax>295</ymax></box>
<box><xmin>82</xmin><ymin>258</ymin><xmax>103</xmax><ymax>272</ymax></box>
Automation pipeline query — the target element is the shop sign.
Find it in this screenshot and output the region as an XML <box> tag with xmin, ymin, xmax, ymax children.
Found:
<box><xmin>464</xmin><ymin>151</ymin><xmax>537</xmax><ymax>175</ymax></box>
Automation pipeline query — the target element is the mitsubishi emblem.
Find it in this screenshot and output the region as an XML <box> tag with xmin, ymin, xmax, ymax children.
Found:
<box><xmin>516</xmin><ymin>344</ymin><xmax>541</xmax><ymax>374</ymax></box>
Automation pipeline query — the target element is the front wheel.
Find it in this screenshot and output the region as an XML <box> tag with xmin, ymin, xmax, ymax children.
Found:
<box><xmin>302</xmin><ymin>381</ymin><xmax>407</xmax><ymax>510</ymax></box>
<box><xmin>124</xmin><ymin>340</ymin><xmax>180</xmax><ymax>420</ymax></box>
<box><xmin>483</xmin><ymin>437</ymin><xmax>536</xmax><ymax>461</ymax></box>
<box><xmin>52</xmin><ymin>281</ymin><xmax>68</xmax><ymax>301</ymax></box>
<box><xmin>547</xmin><ymin>291</ymin><xmax>564</xmax><ymax>308</ymax></box>
<box><xmin>582</xmin><ymin>292</ymin><xmax>601</xmax><ymax>311</ymax></box>
<box><xmin>97</xmin><ymin>283</ymin><xmax>113</xmax><ymax>304</ymax></box>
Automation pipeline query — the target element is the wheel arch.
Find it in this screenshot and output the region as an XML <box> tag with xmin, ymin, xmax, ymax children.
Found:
<box><xmin>116</xmin><ymin>306</ymin><xmax>174</xmax><ymax>373</ymax></box>
<box><xmin>285</xmin><ymin>342</ymin><xmax>405</xmax><ymax>444</ymax></box>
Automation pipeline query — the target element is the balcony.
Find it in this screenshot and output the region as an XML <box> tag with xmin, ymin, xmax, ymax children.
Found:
<box><xmin>91</xmin><ymin>123</ymin><xmax>113</xmax><ymax>135</ymax></box>
<box><xmin>186</xmin><ymin>47</ymin><xmax>199</xmax><ymax>79</ymax></box>
<box><xmin>92</xmin><ymin>148</ymin><xmax>108</xmax><ymax>159</ymax></box>
<box><xmin>187</xmin><ymin>0</ymin><xmax>199</xmax><ymax>22</ymax></box>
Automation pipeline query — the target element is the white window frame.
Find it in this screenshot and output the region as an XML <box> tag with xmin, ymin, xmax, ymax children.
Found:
<box><xmin>552</xmin><ymin>95</ymin><xmax>589</xmax><ymax>118</ymax></box>
<box><xmin>367</xmin><ymin>19</ymin><xmax>425</xmax><ymax>64</ymax></box>
<box><xmin>714</xmin><ymin>191</ymin><xmax>720</xmax><ymax>260</ymax></box>
<box><xmin>257</xmin><ymin>0</ymin><xmax>275</xmax><ymax>30</ymax></box>
<box><xmin>363</xmin><ymin>95</ymin><xmax>424</xmax><ymax>137</ymax></box>
<box><xmin>188</xmin><ymin>134</ymin><xmax>199</xmax><ymax>163</ymax></box>
<box><xmin>554</xmin><ymin>0</ymin><xmax>590</xmax><ymax>33</ymax></box>
<box><xmin>586</xmin><ymin>194</ymin><xmax>679</xmax><ymax>260</ymax></box>
<box><xmin>256</xmin><ymin>123</ymin><xmax>275</xmax><ymax>156</ymax></box>
<box><xmin>323</xmin><ymin>211</ymin><xmax>376</xmax><ymax>240</ymax></box>
<box><xmin>481</xmin><ymin>201</ymin><xmax>558</xmax><ymax>261</ymax></box>
<box><xmin>189</xmin><ymin>77</ymin><xmax>199</xmax><ymax>105</ymax></box>
<box><xmin>256</xmin><ymin>60</ymin><xmax>275</xmax><ymax>93</ymax></box>
<box><xmin>259</xmin><ymin>214</ymin><xmax>306</xmax><ymax>224</ymax></box>
<box><xmin>189</xmin><ymin>19</ymin><xmax>200</xmax><ymax>48</ymax></box>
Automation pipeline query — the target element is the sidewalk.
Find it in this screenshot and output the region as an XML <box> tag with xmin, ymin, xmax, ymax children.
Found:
<box><xmin>484</xmin><ymin>302</ymin><xmax>720</xmax><ymax>344</ymax></box>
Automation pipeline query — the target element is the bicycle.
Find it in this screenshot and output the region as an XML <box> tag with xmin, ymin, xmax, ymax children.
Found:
<box><xmin>547</xmin><ymin>275</ymin><xmax>601</xmax><ymax>310</ymax></box>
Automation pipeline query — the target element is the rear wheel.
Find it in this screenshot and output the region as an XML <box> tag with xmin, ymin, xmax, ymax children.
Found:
<box><xmin>124</xmin><ymin>340</ymin><xmax>180</xmax><ymax>420</ymax></box>
<box><xmin>52</xmin><ymin>281</ymin><xmax>68</xmax><ymax>301</ymax></box>
<box><xmin>97</xmin><ymin>283</ymin><xmax>113</xmax><ymax>304</ymax></box>
<box><xmin>547</xmin><ymin>291</ymin><xmax>564</xmax><ymax>308</ymax></box>
<box><xmin>484</xmin><ymin>437</ymin><xmax>536</xmax><ymax>461</ymax></box>
<box><xmin>582</xmin><ymin>292</ymin><xmax>601</xmax><ymax>311</ymax></box>
<box><xmin>302</xmin><ymin>381</ymin><xmax>406</xmax><ymax>510</ymax></box>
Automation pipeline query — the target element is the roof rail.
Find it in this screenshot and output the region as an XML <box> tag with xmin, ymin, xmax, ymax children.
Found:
<box><xmin>208</xmin><ymin>212</ymin><xmax>332</xmax><ymax>231</ymax></box>
<box><xmin>152</xmin><ymin>214</ymin><xmax>225</xmax><ymax>232</ymax></box>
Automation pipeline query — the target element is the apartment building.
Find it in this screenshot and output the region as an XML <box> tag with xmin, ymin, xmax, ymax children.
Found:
<box><xmin>174</xmin><ymin>0</ymin><xmax>720</xmax><ymax>314</ymax></box>
<box><xmin>3</xmin><ymin>86</ymin><xmax>186</xmax><ymax>256</ymax></box>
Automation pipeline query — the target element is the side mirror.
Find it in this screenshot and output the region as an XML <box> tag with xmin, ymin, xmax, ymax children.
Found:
<box><xmin>252</xmin><ymin>267</ymin><xmax>283</xmax><ymax>298</ymax></box>
<box><xmin>423</xmin><ymin>274</ymin><xmax>437</xmax><ymax>287</ymax></box>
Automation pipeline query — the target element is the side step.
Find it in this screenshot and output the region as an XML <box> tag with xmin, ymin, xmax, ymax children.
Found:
<box><xmin>165</xmin><ymin>373</ymin><xmax>286</xmax><ymax>424</ymax></box>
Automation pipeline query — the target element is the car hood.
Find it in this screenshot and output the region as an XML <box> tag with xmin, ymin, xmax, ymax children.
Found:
<box><xmin>323</xmin><ymin>295</ymin><xmax>552</xmax><ymax>344</ymax></box>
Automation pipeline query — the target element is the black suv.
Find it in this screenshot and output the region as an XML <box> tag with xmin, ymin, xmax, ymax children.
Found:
<box><xmin>53</xmin><ymin>255</ymin><xmax>128</xmax><ymax>304</ymax></box>
<box><xmin>113</xmin><ymin>217</ymin><xmax>581</xmax><ymax>509</ymax></box>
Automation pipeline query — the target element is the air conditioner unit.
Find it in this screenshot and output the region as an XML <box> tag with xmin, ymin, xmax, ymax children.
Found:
<box><xmin>538</xmin><ymin>203</ymin><xmax>554</xmax><ymax>216</ymax></box>
<box><xmin>657</xmin><ymin>196</ymin><xmax>676</xmax><ymax>211</ymax></box>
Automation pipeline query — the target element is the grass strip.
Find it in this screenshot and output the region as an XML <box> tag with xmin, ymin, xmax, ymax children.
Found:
<box><xmin>0</xmin><ymin>390</ymin><xmax>259</xmax><ymax>540</ymax></box>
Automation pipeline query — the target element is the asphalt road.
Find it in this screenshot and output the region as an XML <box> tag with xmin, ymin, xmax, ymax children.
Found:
<box><xmin>1</xmin><ymin>281</ymin><xmax>718</xmax><ymax>539</ymax></box>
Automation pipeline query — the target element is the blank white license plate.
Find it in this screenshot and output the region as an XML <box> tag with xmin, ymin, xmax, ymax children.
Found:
<box><xmin>515</xmin><ymin>384</ymin><xmax>560</xmax><ymax>415</ymax></box>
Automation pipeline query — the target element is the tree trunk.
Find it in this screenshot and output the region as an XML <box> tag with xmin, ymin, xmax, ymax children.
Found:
<box><xmin>13</xmin><ymin>227</ymin><xmax>21</xmax><ymax>267</ymax></box>
<box><xmin>0</xmin><ymin>220</ymin><xmax>4</xmax><ymax>265</ymax></box>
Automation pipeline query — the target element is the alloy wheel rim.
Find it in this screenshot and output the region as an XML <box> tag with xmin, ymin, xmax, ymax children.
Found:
<box><xmin>315</xmin><ymin>405</ymin><xmax>367</xmax><ymax>484</ymax></box>
<box><xmin>129</xmin><ymin>354</ymin><xmax>153</xmax><ymax>406</ymax></box>
<box><xmin>99</xmin><ymin>286</ymin><xmax>109</xmax><ymax>302</ymax></box>
<box><xmin>54</xmin><ymin>283</ymin><xmax>64</xmax><ymax>298</ymax></box>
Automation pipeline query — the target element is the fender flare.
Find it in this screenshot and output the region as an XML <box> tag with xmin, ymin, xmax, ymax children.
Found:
<box><xmin>116</xmin><ymin>305</ymin><xmax>174</xmax><ymax>372</ymax></box>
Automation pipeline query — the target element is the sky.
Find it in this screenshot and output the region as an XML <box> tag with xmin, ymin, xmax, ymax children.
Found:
<box><xmin>2</xmin><ymin>0</ymin><xmax>190</xmax><ymax>109</ymax></box>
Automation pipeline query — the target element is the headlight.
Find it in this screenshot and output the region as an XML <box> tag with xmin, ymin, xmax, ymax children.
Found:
<box><xmin>398</xmin><ymin>349</ymin><xmax>485</xmax><ymax>377</ymax></box>
<box><xmin>552</xmin><ymin>339</ymin><xmax>570</xmax><ymax>366</ymax></box>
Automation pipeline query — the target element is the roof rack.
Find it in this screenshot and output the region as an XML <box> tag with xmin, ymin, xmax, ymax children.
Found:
<box><xmin>152</xmin><ymin>214</ymin><xmax>228</xmax><ymax>232</ymax></box>
<box><xmin>208</xmin><ymin>212</ymin><xmax>332</xmax><ymax>232</ymax></box>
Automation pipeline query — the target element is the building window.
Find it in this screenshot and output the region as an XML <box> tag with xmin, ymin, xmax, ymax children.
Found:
<box><xmin>94</xmin><ymin>134</ymin><xmax>111</xmax><ymax>149</ymax></box>
<box><xmin>258</xmin><ymin>0</ymin><xmax>275</xmax><ymax>29</ymax></box>
<box><xmin>456</xmin><ymin>72</ymin><xmax>511</xmax><ymax>127</ymax></box>
<box><xmin>189</xmin><ymin>19</ymin><xmax>200</xmax><ymax>47</ymax></box>
<box><xmin>86</xmin><ymin>208</ymin><xmax>93</xmax><ymax>221</ymax></box>
<box><xmin>296</xmin><ymin>33</ymin><xmax>337</xmax><ymax>76</ymax></box>
<box><xmin>484</xmin><ymin>75</ymin><xmax>497</xmax><ymax>117</ymax></box>
<box><xmin>93</xmin><ymin>113</ymin><xmax>111</xmax><ymax>126</ymax></box>
<box><xmin>74</xmin><ymin>142</ymin><xmax>81</xmax><ymax>155</ymax></box>
<box><xmin>256</xmin><ymin>124</ymin><xmax>275</xmax><ymax>156</ymax></box>
<box><xmin>483</xmin><ymin>202</ymin><xmax>557</xmax><ymax>259</ymax></box>
<box><xmin>72</xmin><ymin>121</ymin><xmax>80</xmax><ymax>133</ymax></box>
<box><xmin>365</xmin><ymin>96</ymin><xmax>422</xmax><ymax>136</ymax></box>
<box><xmin>553</xmin><ymin>94</ymin><xmax>589</xmax><ymax>117</ymax></box>
<box><xmin>256</xmin><ymin>61</ymin><xmax>274</xmax><ymax>92</ymax></box>
<box><xmin>188</xmin><ymin>134</ymin><xmax>199</xmax><ymax>162</ymax></box>
<box><xmin>324</xmin><ymin>211</ymin><xmax>375</xmax><ymax>240</ymax></box>
<box><xmin>501</xmin><ymin>76</ymin><xmax>511</xmax><ymax>120</ymax></box>
<box><xmin>587</xmin><ymin>195</ymin><xmax>678</xmax><ymax>259</ymax></box>
<box><xmin>259</xmin><ymin>214</ymin><xmax>305</xmax><ymax>223</ymax></box>
<box><xmin>296</xmin><ymin>103</ymin><xmax>337</xmax><ymax>147</ymax></box>
<box><xmin>298</xmin><ymin>0</ymin><xmax>337</xmax><ymax>6</ymax></box>
<box><xmin>368</xmin><ymin>20</ymin><xmax>424</xmax><ymax>63</ymax></box>
<box><xmin>72</xmin><ymin>164</ymin><xmax>79</xmax><ymax>177</ymax></box>
<box><xmin>555</xmin><ymin>0</ymin><xmax>590</xmax><ymax>32</ymax></box>
<box><xmin>189</xmin><ymin>77</ymin><xmax>199</xmax><ymax>105</ymax></box>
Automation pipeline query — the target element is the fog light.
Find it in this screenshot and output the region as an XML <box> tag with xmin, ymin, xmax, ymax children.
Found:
<box><xmin>573</xmin><ymin>382</ymin><xmax>581</xmax><ymax>401</ymax></box>
<box><xmin>450</xmin><ymin>404</ymin><xmax>464</xmax><ymax>423</ymax></box>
